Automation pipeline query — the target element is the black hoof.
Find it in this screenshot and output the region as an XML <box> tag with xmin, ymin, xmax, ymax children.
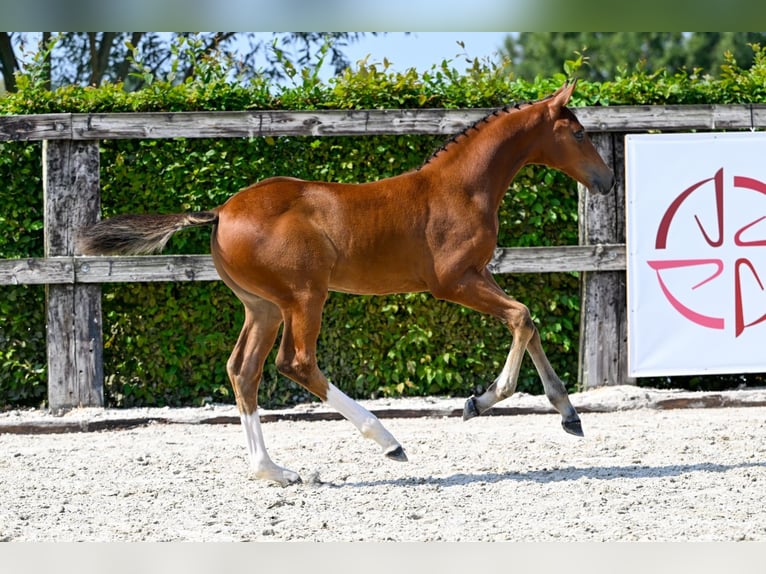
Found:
<box><xmin>462</xmin><ymin>396</ymin><xmax>480</xmax><ymax>421</ymax></box>
<box><xmin>562</xmin><ymin>418</ymin><xmax>584</xmax><ymax>437</ymax></box>
<box><xmin>385</xmin><ymin>445</ymin><xmax>408</xmax><ymax>462</ymax></box>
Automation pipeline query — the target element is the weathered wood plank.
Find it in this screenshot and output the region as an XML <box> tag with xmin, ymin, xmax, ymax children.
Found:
<box><xmin>578</xmin><ymin>270</ymin><xmax>626</xmax><ymax>386</ymax></box>
<box><xmin>578</xmin><ymin>133</ymin><xmax>631</xmax><ymax>389</ymax></box>
<box><xmin>0</xmin><ymin>246</ymin><xmax>628</xmax><ymax>286</ymax></box>
<box><xmin>0</xmin><ymin>258</ymin><xmax>74</xmax><ymax>285</ymax></box>
<box><xmin>74</xmin><ymin>255</ymin><xmax>221</xmax><ymax>283</ymax></box>
<box><xmin>612</xmin><ymin>136</ymin><xmax>632</xmax><ymax>386</ymax></box>
<box><xmin>487</xmin><ymin>244</ymin><xmax>625</xmax><ymax>273</ymax></box>
<box><xmin>70</xmin><ymin>109</ymin><xmax>487</xmax><ymax>139</ymax></box>
<box><xmin>43</xmin><ymin>141</ymin><xmax>104</xmax><ymax>410</ymax></box>
<box><xmin>750</xmin><ymin>104</ymin><xmax>766</xmax><ymax>128</ymax></box>
<box><xmin>67</xmin><ymin>106</ymin><xmax>766</xmax><ymax>139</ymax></box>
<box><xmin>3</xmin><ymin>106</ymin><xmax>766</xmax><ymax>142</ymax></box>
<box><xmin>73</xmin><ymin>284</ymin><xmax>103</xmax><ymax>407</ymax></box>
<box><xmin>45</xmin><ymin>284</ymin><xmax>78</xmax><ymax>410</ymax></box>
<box><xmin>574</xmin><ymin>104</ymin><xmax>762</xmax><ymax>132</ymax></box>
<box><xmin>0</xmin><ymin>113</ymin><xmax>71</xmax><ymax>141</ymax></box>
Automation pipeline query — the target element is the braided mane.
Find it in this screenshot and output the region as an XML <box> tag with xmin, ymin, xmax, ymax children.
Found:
<box><xmin>419</xmin><ymin>94</ymin><xmax>555</xmax><ymax>169</ymax></box>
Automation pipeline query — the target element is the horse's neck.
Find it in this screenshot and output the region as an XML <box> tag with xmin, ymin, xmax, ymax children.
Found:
<box><xmin>421</xmin><ymin>107</ymin><xmax>544</xmax><ymax>212</ymax></box>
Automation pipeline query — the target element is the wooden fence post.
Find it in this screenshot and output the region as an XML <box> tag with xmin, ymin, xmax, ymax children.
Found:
<box><xmin>43</xmin><ymin>140</ymin><xmax>104</xmax><ymax>410</ymax></box>
<box><xmin>578</xmin><ymin>133</ymin><xmax>633</xmax><ymax>389</ymax></box>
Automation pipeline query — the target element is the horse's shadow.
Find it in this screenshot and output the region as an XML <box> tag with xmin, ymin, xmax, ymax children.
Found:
<box><xmin>330</xmin><ymin>460</ymin><xmax>766</xmax><ymax>489</ymax></box>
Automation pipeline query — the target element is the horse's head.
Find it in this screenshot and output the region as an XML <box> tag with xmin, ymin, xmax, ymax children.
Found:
<box><xmin>537</xmin><ymin>81</ymin><xmax>614</xmax><ymax>195</ymax></box>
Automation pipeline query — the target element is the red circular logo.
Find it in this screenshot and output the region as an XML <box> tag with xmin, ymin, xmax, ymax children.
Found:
<box><xmin>647</xmin><ymin>168</ymin><xmax>766</xmax><ymax>337</ymax></box>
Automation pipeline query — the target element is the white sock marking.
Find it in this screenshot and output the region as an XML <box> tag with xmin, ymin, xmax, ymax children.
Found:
<box><xmin>240</xmin><ymin>411</ymin><xmax>300</xmax><ymax>485</ymax></box>
<box><xmin>325</xmin><ymin>383</ymin><xmax>400</xmax><ymax>452</ymax></box>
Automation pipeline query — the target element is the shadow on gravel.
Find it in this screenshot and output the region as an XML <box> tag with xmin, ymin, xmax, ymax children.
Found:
<box><xmin>336</xmin><ymin>461</ymin><xmax>766</xmax><ymax>488</ymax></box>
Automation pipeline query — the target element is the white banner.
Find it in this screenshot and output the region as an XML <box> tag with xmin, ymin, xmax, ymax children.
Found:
<box><xmin>626</xmin><ymin>132</ymin><xmax>766</xmax><ymax>377</ymax></box>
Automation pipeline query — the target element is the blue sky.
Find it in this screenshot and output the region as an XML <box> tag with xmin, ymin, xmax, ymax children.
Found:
<box><xmin>277</xmin><ymin>32</ymin><xmax>512</xmax><ymax>83</ymax></box>
<box><xmin>333</xmin><ymin>32</ymin><xmax>511</xmax><ymax>76</ymax></box>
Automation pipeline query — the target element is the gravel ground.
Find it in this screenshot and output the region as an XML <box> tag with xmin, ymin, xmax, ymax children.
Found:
<box><xmin>1</xmin><ymin>386</ymin><xmax>766</xmax><ymax>542</ymax></box>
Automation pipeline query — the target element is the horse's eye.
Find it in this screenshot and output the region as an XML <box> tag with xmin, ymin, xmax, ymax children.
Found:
<box><xmin>573</xmin><ymin>129</ymin><xmax>585</xmax><ymax>142</ymax></box>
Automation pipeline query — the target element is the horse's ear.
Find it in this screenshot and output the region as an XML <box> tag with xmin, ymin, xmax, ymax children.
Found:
<box><xmin>547</xmin><ymin>80</ymin><xmax>577</xmax><ymax>120</ymax></box>
<box><xmin>551</xmin><ymin>79</ymin><xmax>577</xmax><ymax>107</ymax></box>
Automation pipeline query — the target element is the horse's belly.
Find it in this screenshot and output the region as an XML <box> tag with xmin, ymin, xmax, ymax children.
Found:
<box><xmin>328</xmin><ymin>266</ymin><xmax>426</xmax><ymax>296</ymax></box>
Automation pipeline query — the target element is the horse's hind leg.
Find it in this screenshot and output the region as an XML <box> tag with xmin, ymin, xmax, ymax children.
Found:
<box><xmin>276</xmin><ymin>293</ymin><xmax>407</xmax><ymax>462</ymax></box>
<box><xmin>228</xmin><ymin>296</ymin><xmax>301</xmax><ymax>486</ymax></box>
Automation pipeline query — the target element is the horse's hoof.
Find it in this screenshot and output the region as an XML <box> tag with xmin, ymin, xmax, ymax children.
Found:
<box><xmin>385</xmin><ymin>445</ymin><xmax>408</xmax><ymax>462</ymax></box>
<box><xmin>251</xmin><ymin>471</ymin><xmax>302</xmax><ymax>487</ymax></box>
<box><xmin>280</xmin><ymin>475</ymin><xmax>303</xmax><ymax>487</ymax></box>
<box><xmin>562</xmin><ymin>418</ymin><xmax>584</xmax><ymax>437</ymax></box>
<box><xmin>462</xmin><ymin>396</ymin><xmax>480</xmax><ymax>421</ymax></box>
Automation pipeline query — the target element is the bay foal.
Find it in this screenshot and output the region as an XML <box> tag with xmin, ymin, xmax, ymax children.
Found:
<box><xmin>78</xmin><ymin>81</ymin><xmax>614</xmax><ymax>485</ymax></box>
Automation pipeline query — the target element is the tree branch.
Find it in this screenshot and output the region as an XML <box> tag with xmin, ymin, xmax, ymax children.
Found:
<box><xmin>88</xmin><ymin>32</ymin><xmax>117</xmax><ymax>86</ymax></box>
<box><xmin>0</xmin><ymin>32</ymin><xmax>18</xmax><ymax>92</ymax></box>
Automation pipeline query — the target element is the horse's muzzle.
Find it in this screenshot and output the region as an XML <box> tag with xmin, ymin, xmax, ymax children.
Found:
<box><xmin>590</xmin><ymin>170</ymin><xmax>615</xmax><ymax>195</ymax></box>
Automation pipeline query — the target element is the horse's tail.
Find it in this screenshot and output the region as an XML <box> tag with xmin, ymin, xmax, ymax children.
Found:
<box><xmin>77</xmin><ymin>211</ymin><xmax>219</xmax><ymax>256</ymax></box>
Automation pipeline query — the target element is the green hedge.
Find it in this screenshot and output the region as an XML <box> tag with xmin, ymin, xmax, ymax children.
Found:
<box><xmin>2</xmin><ymin>46</ymin><xmax>766</xmax><ymax>408</ymax></box>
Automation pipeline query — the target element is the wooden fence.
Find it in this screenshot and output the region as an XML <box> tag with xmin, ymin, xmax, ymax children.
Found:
<box><xmin>2</xmin><ymin>104</ymin><xmax>765</xmax><ymax>410</ymax></box>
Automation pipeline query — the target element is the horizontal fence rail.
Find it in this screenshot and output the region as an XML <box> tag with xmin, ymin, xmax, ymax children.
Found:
<box><xmin>2</xmin><ymin>104</ymin><xmax>766</xmax><ymax>142</ymax></box>
<box><xmin>0</xmin><ymin>245</ymin><xmax>627</xmax><ymax>286</ymax></box>
<box><xmin>0</xmin><ymin>104</ymin><xmax>760</xmax><ymax>410</ymax></box>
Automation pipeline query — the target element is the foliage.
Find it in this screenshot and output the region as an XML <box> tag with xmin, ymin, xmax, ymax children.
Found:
<box><xmin>0</xmin><ymin>140</ymin><xmax>46</xmax><ymax>407</ymax></box>
<box><xmin>0</xmin><ymin>32</ymin><xmax>378</xmax><ymax>93</ymax></box>
<box><xmin>2</xmin><ymin>42</ymin><xmax>766</xmax><ymax>408</ymax></box>
<box><xmin>503</xmin><ymin>32</ymin><xmax>766</xmax><ymax>82</ymax></box>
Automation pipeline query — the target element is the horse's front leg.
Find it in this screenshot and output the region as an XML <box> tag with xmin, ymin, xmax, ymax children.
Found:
<box><xmin>437</xmin><ymin>268</ymin><xmax>583</xmax><ymax>436</ymax></box>
<box><xmin>525</xmin><ymin>329</ymin><xmax>583</xmax><ymax>436</ymax></box>
<box><xmin>463</xmin><ymin>332</ymin><xmax>582</xmax><ymax>435</ymax></box>
<box><xmin>462</xmin><ymin>310</ymin><xmax>532</xmax><ymax>419</ymax></box>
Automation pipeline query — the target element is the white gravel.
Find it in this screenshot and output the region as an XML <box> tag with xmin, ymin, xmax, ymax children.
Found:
<box><xmin>1</xmin><ymin>386</ymin><xmax>766</xmax><ymax>542</ymax></box>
